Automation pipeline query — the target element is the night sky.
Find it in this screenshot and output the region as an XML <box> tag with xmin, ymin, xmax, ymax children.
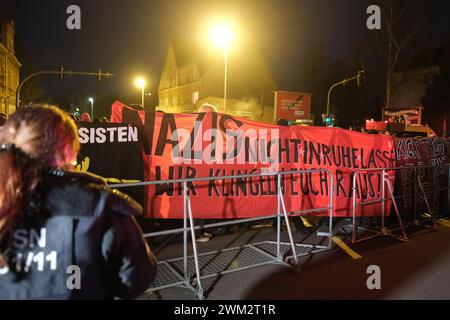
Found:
<box><xmin>1</xmin><ymin>0</ymin><xmax>450</xmax><ymax>116</ymax></box>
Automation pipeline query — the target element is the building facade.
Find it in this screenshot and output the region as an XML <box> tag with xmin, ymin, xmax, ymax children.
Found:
<box><xmin>0</xmin><ymin>19</ymin><xmax>21</xmax><ymax>115</ymax></box>
<box><xmin>158</xmin><ymin>39</ymin><xmax>278</xmax><ymax>122</ymax></box>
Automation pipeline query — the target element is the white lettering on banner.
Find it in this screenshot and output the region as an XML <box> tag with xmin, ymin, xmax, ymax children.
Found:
<box><xmin>118</xmin><ymin>127</ymin><xmax>127</xmax><ymax>142</ymax></box>
<box><xmin>78</xmin><ymin>126</ymin><xmax>138</xmax><ymax>144</ymax></box>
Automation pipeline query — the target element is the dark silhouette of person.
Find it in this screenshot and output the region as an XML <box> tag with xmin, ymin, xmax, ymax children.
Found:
<box><xmin>0</xmin><ymin>113</ymin><xmax>6</xmax><ymax>126</ymax></box>
<box><xmin>0</xmin><ymin>104</ymin><xmax>157</xmax><ymax>299</ymax></box>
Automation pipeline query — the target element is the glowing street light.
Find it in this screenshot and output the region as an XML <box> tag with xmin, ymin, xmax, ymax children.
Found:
<box><xmin>211</xmin><ymin>24</ymin><xmax>233</xmax><ymax>49</ymax></box>
<box><xmin>210</xmin><ymin>24</ymin><xmax>233</xmax><ymax>113</ymax></box>
<box><xmin>88</xmin><ymin>97</ymin><xmax>94</xmax><ymax>119</ymax></box>
<box><xmin>134</xmin><ymin>77</ymin><xmax>147</xmax><ymax>108</ymax></box>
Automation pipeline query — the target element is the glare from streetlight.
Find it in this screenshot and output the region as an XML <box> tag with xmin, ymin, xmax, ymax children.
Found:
<box><xmin>210</xmin><ymin>24</ymin><xmax>233</xmax><ymax>49</ymax></box>
<box><xmin>134</xmin><ymin>77</ymin><xmax>147</xmax><ymax>89</ymax></box>
<box><xmin>134</xmin><ymin>77</ymin><xmax>147</xmax><ymax>108</ymax></box>
<box><xmin>88</xmin><ymin>97</ymin><xmax>94</xmax><ymax>119</ymax></box>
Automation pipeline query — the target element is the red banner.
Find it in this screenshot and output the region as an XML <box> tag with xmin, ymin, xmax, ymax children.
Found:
<box><xmin>111</xmin><ymin>101</ymin><xmax>395</xmax><ymax>219</ymax></box>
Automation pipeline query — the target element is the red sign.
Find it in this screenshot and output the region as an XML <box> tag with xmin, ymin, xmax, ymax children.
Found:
<box><xmin>274</xmin><ymin>91</ymin><xmax>312</xmax><ymax>122</ymax></box>
<box><xmin>111</xmin><ymin>101</ymin><xmax>395</xmax><ymax>219</ymax></box>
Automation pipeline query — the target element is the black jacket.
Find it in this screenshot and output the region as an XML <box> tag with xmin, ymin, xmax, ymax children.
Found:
<box><xmin>0</xmin><ymin>169</ymin><xmax>157</xmax><ymax>300</ymax></box>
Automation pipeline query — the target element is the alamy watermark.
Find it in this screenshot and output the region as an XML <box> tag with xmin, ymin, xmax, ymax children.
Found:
<box><xmin>366</xmin><ymin>265</ymin><xmax>381</xmax><ymax>290</ymax></box>
<box><xmin>67</xmin><ymin>265</ymin><xmax>81</xmax><ymax>290</ymax></box>
<box><xmin>169</xmin><ymin>124</ymin><xmax>281</xmax><ymax>173</ymax></box>
<box><xmin>366</xmin><ymin>5</ymin><xmax>381</xmax><ymax>30</ymax></box>
<box><xmin>66</xmin><ymin>5</ymin><xmax>81</xmax><ymax>30</ymax></box>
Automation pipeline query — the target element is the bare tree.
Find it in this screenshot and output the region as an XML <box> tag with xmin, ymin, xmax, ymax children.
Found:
<box><xmin>375</xmin><ymin>0</ymin><xmax>422</xmax><ymax>108</ymax></box>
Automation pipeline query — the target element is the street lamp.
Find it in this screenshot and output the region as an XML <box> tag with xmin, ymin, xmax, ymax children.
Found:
<box><xmin>134</xmin><ymin>77</ymin><xmax>147</xmax><ymax>109</ymax></box>
<box><xmin>88</xmin><ymin>97</ymin><xmax>94</xmax><ymax>119</ymax></box>
<box><xmin>210</xmin><ymin>24</ymin><xmax>233</xmax><ymax>113</ymax></box>
<box><xmin>324</xmin><ymin>70</ymin><xmax>364</xmax><ymax>126</ymax></box>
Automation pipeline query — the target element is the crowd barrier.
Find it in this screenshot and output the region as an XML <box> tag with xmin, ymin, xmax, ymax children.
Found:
<box><xmin>109</xmin><ymin>169</ymin><xmax>334</xmax><ymax>300</ymax></box>
<box><xmin>108</xmin><ymin>164</ymin><xmax>450</xmax><ymax>299</ymax></box>
<box><xmin>348</xmin><ymin>163</ymin><xmax>450</xmax><ymax>243</ymax></box>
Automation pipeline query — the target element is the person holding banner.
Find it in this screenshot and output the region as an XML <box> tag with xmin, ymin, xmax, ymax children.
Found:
<box><xmin>0</xmin><ymin>104</ymin><xmax>157</xmax><ymax>299</ymax></box>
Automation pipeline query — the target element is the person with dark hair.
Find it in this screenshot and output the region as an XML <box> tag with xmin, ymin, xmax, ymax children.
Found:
<box><xmin>0</xmin><ymin>104</ymin><xmax>157</xmax><ymax>299</ymax></box>
<box><xmin>0</xmin><ymin>113</ymin><xmax>6</xmax><ymax>126</ymax></box>
<box><xmin>80</xmin><ymin>112</ymin><xmax>91</xmax><ymax>122</ymax></box>
<box><xmin>128</xmin><ymin>104</ymin><xmax>144</xmax><ymax>111</ymax></box>
<box><xmin>276</xmin><ymin>118</ymin><xmax>290</xmax><ymax>126</ymax></box>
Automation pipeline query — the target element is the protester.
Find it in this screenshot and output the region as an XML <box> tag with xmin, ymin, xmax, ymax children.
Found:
<box><xmin>198</xmin><ymin>102</ymin><xmax>217</xmax><ymax>113</ymax></box>
<box><xmin>128</xmin><ymin>104</ymin><xmax>144</xmax><ymax>111</ymax></box>
<box><xmin>80</xmin><ymin>112</ymin><xmax>91</xmax><ymax>122</ymax></box>
<box><xmin>69</xmin><ymin>114</ymin><xmax>79</xmax><ymax>123</ymax></box>
<box><xmin>0</xmin><ymin>113</ymin><xmax>6</xmax><ymax>126</ymax></box>
<box><xmin>0</xmin><ymin>104</ymin><xmax>157</xmax><ymax>299</ymax></box>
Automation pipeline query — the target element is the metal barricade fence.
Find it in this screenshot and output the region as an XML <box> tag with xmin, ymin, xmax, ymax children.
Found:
<box><xmin>348</xmin><ymin>164</ymin><xmax>450</xmax><ymax>243</ymax></box>
<box><xmin>108</xmin><ymin>169</ymin><xmax>334</xmax><ymax>300</ymax></box>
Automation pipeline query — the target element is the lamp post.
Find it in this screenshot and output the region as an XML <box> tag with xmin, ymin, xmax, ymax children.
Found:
<box><xmin>134</xmin><ymin>77</ymin><xmax>146</xmax><ymax>109</ymax></box>
<box><xmin>211</xmin><ymin>24</ymin><xmax>233</xmax><ymax>113</ymax></box>
<box><xmin>88</xmin><ymin>97</ymin><xmax>94</xmax><ymax>119</ymax></box>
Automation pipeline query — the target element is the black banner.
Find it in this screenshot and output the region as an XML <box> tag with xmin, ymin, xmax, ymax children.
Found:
<box><xmin>75</xmin><ymin>122</ymin><xmax>144</xmax><ymax>206</ymax></box>
<box><xmin>394</xmin><ymin>137</ymin><xmax>450</xmax><ymax>218</ymax></box>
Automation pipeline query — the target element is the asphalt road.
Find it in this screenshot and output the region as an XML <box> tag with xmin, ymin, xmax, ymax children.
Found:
<box><xmin>140</xmin><ymin>218</ymin><xmax>450</xmax><ymax>300</ymax></box>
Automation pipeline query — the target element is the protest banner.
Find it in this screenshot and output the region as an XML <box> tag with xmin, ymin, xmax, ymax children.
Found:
<box><xmin>110</xmin><ymin>101</ymin><xmax>396</xmax><ymax>219</ymax></box>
